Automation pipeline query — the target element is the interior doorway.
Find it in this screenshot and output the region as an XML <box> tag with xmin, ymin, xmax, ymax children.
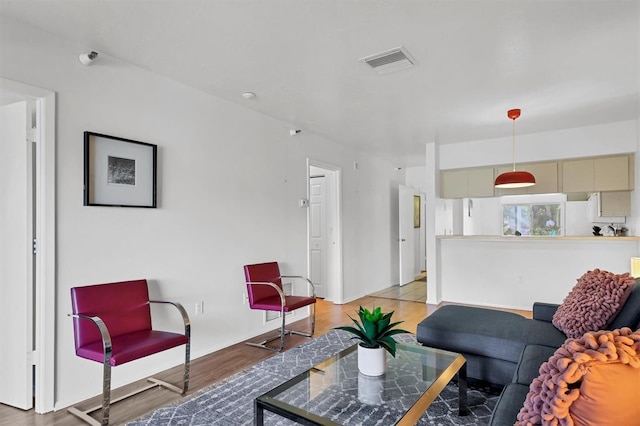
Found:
<box><xmin>307</xmin><ymin>160</ymin><xmax>343</xmax><ymax>304</ymax></box>
<box><xmin>369</xmin><ymin>185</ymin><xmax>426</xmax><ymax>303</ymax></box>
<box><xmin>398</xmin><ymin>184</ymin><xmax>416</xmax><ymax>285</ymax></box>
<box><xmin>0</xmin><ymin>79</ymin><xmax>56</xmax><ymax>413</ymax></box>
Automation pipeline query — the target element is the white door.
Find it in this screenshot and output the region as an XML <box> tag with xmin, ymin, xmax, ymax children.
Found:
<box><xmin>398</xmin><ymin>185</ymin><xmax>415</xmax><ymax>286</ymax></box>
<box><xmin>0</xmin><ymin>100</ymin><xmax>34</xmax><ymax>409</ymax></box>
<box><xmin>308</xmin><ymin>161</ymin><xmax>342</xmax><ymax>303</ymax></box>
<box><xmin>309</xmin><ymin>174</ymin><xmax>326</xmax><ymax>298</ymax></box>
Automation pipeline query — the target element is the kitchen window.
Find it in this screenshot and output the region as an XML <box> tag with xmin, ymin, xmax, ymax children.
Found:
<box><xmin>502</xmin><ymin>202</ymin><xmax>563</xmax><ymax>236</ymax></box>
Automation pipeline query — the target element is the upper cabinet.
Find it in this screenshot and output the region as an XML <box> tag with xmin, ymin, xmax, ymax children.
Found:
<box><xmin>467</xmin><ymin>168</ymin><xmax>496</xmax><ymax>197</ymax></box>
<box><xmin>527</xmin><ymin>162</ymin><xmax>560</xmax><ymax>194</ymax></box>
<box><xmin>441</xmin><ymin>169</ymin><xmax>467</xmax><ymax>198</ymax></box>
<box><xmin>561</xmin><ymin>159</ymin><xmax>595</xmax><ymax>192</ymax></box>
<box><xmin>440</xmin><ymin>154</ymin><xmax>634</xmax><ymax>199</ymax></box>
<box><xmin>560</xmin><ymin>155</ymin><xmax>634</xmax><ymax>193</ymax></box>
<box><xmin>441</xmin><ymin>167</ymin><xmax>495</xmax><ymax>199</ymax></box>
<box><xmin>594</xmin><ymin>156</ymin><xmax>632</xmax><ymax>191</ymax></box>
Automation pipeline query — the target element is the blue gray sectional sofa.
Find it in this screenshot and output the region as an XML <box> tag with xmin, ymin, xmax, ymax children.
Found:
<box><xmin>416</xmin><ymin>281</ymin><xmax>640</xmax><ymax>425</ymax></box>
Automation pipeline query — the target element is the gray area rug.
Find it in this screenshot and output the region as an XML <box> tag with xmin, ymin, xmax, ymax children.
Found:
<box><xmin>127</xmin><ymin>330</ymin><xmax>500</xmax><ymax>425</ymax></box>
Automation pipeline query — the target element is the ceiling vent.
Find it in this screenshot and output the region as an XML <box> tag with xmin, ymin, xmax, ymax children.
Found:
<box><xmin>360</xmin><ymin>46</ymin><xmax>417</xmax><ymax>74</ymax></box>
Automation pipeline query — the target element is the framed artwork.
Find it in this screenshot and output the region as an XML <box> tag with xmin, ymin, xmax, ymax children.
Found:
<box><xmin>83</xmin><ymin>132</ymin><xmax>157</xmax><ymax>207</ymax></box>
<box><xmin>414</xmin><ymin>195</ymin><xmax>421</xmax><ymax>228</ymax></box>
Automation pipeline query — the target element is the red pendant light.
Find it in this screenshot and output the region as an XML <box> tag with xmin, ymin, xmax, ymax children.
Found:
<box><xmin>494</xmin><ymin>108</ymin><xmax>536</xmax><ymax>188</ymax></box>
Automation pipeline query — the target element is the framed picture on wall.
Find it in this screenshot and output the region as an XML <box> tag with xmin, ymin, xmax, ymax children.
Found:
<box><xmin>83</xmin><ymin>132</ymin><xmax>157</xmax><ymax>207</ymax></box>
<box><xmin>414</xmin><ymin>195</ymin><xmax>421</xmax><ymax>228</ymax></box>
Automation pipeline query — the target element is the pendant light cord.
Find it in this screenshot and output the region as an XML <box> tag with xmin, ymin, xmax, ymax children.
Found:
<box><xmin>512</xmin><ymin>118</ymin><xmax>516</xmax><ymax>172</ymax></box>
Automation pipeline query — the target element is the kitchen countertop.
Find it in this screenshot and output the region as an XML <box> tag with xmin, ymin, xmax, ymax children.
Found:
<box><xmin>437</xmin><ymin>235</ymin><xmax>640</xmax><ymax>241</ymax></box>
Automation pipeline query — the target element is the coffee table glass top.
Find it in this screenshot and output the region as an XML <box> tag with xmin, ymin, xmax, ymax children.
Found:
<box><xmin>256</xmin><ymin>342</ymin><xmax>466</xmax><ymax>425</ymax></box>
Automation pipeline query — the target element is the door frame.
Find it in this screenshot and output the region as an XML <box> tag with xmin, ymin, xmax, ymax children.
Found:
<box><xmin>1</xmin><ymin>78</ymin><xmax>56</xmax><ymax>413</ymax></box>
<box><xmin>306</xmin><ymin>159</ymin><xmax>343</xmax><ymax>304</ymax></box>
<box><xmin>398</xmin><ymin>184</ymin><xmax>415</xmax><ymax>286</ymax></box>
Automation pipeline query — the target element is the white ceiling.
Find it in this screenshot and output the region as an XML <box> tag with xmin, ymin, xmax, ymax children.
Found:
<box><xmin>2</xmin><ymin>0</ymin><xmax>638</xmax><ymax>166</ymax></box>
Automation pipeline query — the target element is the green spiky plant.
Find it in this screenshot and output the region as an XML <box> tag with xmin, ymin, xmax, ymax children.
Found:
<box><xmin>334</xmin><ymin>306</ymin><xmax>411</xmax><ymax>357</ymax></box>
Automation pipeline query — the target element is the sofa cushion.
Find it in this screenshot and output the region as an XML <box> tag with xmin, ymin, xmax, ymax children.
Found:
<box><xmin>531</xmin><ymin>302</ymin><xmax>559</xmax><ymax>322</ymax></box>
<box><xmin>552</xmin><ymin>269</ymin><xmax>636</xmax><ymax>338</ymax></box>
<box><xmin>512</xmin><ymin>344</ymin><xmax>557</xmax><ymax>386</ymax></box>
<box><xmin>521</xmin><ymin>319</ymin><xmax>568</xmax><ymax>348</ymax></box>
<box><xmin>516</xmin><ymin>328</ymin><xmax>640</xmax><ymax>426</ymax></box>
<box><xmin>417</xmin><ymin>305</ymin><xmax>530</xmax><ymax>363</ymax></box>
<box><xmin>459</xmin><ymin>352</ymin><xmax>520</xmax><ymax>386</ymax></box>
<box><xmin>489</xmin><ymin>383</ymin><xmax>529</xmax><ymax>426</ymax></box>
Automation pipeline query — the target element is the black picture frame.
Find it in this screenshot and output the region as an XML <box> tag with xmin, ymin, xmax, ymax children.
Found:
<box><xmin>84</xmin><ymin>132</ymin><xmax>157</xmax><ymax>207</ymax></box>
<box><xmin>414</xmin><ymin>195</ymin><xmax>421</xmax><ymax>228</ymax></box>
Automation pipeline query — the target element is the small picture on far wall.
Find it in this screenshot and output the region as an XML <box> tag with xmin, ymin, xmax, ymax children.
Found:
<box><xmin>414</xmin><ymin>195</ymin><xmax>421</xmax><ymax>228</ymax></box>
<box><xmin>84</xmin><ymin>131</ymin><xmax>157</xmax><ymax>208</ymax></box>
<box><xmin>107</xmin><ymin>156</ymin><xmax>136</xmax><ymax>186</ymax></box>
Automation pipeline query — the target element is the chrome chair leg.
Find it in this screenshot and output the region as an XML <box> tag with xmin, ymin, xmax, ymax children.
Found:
<box><xmin>183</xmin><ymin>335</ymin><xmax>190</xmax><ymax>393</ymax></box>
<box><xmin>246</xmin><ymin>305</ymin><xmax>316</xmax><ymax>352</ymax></box>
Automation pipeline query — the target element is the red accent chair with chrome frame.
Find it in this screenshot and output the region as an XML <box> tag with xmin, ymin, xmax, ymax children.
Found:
<box><xmin>69</xmin><ymin>279</ymin><xmax>190</xmax><ymax>426</ymax></box>
<box><xmin>244</xmin><ymin>262</ymin><xmax>316</xmax><ymax>351</ymax></box>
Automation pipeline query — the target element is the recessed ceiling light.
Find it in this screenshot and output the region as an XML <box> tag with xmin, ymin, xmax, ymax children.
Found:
<box><xmin>242</xmin><ymin>92</ymin><xmax>256</xmax><ymax>99</ymax></box>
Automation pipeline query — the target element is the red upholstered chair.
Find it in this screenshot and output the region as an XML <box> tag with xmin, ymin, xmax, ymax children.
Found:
<box><xmin>244</xmin><ymin>262</ymin><xmax>316</xmax><ymax>351</ymax></box>
<box><xmin>69</xmin><ymin>279</ymin><xmax>190</xmax><ymax>426</ymax></box>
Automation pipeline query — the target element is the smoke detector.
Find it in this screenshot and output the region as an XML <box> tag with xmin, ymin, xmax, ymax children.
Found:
<box><xmin>360</xmin><ymin>46</ymin><xmax>417</xmax><ymax>74</ymax></box>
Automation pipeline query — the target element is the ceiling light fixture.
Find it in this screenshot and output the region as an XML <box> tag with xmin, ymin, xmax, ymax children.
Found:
<box><xmin>241</xmin><ymin>92</ymin><xmax>256</xmax><ymax>99</ymax></box>
<box><xmin>494</xmin><ymin>108</ymin><xmax>536</xmax><ymax>188</ymax></box>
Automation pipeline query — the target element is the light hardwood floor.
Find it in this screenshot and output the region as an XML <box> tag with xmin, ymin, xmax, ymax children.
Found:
<box><xmin>368</xmin><ymin>273</ymin><xmax>427</xmax><ymax>302</ymax></box>
<box><xmin>0</xmin><ymin>296</ymin><xmax>531</xmax><ymax>426</ymax></box>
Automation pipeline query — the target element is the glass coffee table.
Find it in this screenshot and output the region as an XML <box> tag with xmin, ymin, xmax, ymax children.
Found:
<box><xmin>255</xmin><ymin>343</ymin><xmax>468</xmax><ymax>425</ymax></box>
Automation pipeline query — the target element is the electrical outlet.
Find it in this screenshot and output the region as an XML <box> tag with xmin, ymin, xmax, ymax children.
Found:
<box><xmin>518</xmin><ymin>276</ymin><xmax>525</xmax><ymax>284</ymax></box>
<box><xmin>195</xmin><ymin>301</ymin><xmax>204</xmax><ymax>315</ymax></box>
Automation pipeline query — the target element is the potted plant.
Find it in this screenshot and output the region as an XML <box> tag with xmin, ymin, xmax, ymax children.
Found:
<box><xmin>334</xmin><ymin>306</ymin><xmax>410</xmax><ymax>376</ymax></box>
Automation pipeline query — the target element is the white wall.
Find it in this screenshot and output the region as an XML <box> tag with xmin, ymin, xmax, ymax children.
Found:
<box><xmin>463</xmin><ymin>197</ymin><xmax>502</xmax><ymax>236</ymax></box>
<box><xmin>0</xmin><ymin>18</ymin><xmax>401</xmax><ymax>409</ymax></box>
<box><xmin>440</xmin><ymin>237</ymin><xmax>639</xmax><ymax>310</ymax></box>
<box><xmin>439</xmin><ymin>120</ymin><xmax>638</xmax><ymax>170</ymax></box>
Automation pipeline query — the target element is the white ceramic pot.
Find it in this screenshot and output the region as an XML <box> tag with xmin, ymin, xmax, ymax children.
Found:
<box><xmin>357</xmin><ymin>345</ymin><xmax>386</xmax><ymax>376</ymax></box>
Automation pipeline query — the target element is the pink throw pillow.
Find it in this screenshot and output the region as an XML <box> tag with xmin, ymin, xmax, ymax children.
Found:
<box><xmin>552</xmin><ymin>269</ymin><xmax>635</xmax><ymax>338</ymax></box>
